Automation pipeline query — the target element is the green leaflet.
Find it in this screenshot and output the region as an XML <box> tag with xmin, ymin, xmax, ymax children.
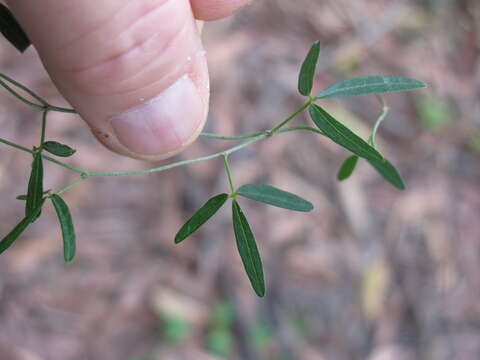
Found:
<box><xmin>367</xmin><ymin>158</ymin><xmax>406</xmax><ymax>190</ymax></box>
<box><xmin>0</xmin><ymin>4</ymin><xmax>31</xmax><ymax>52</ymax></box>
<box><xmin>43</xmin><ymin>141</ymin><xmax>76</xmax><ymax>157</ymax></box>
<box><xmin>25</xmin><ymin>153</ymin><xmax>44</xmax><ymax>221</ymax></box>
<box><xmin>232</xmin><ymin>200</ymin><xmax>265</xmax><ymax>297</ymax></box>
<box><xmin>316</xmin><ymin>76</ymin><xmax>427</xmax><ymax>99</ymax></box>
<box><xmin>175</xmin><ymin>193</ymin><xmax>229</xmax><ymax>244</ymax></box>
<box><xmin>51</xmin><ymin>194</ymin><xmax>76</xmax><ymax>262</ymax></box>
<box><xmin>309</xmin><ymin>105</ymin><xmax>383</xmax><ymax>162</ymax></box>
<box><xmin>298</xmin><ymin>41</ymin><xmax>321</xmax><ymax>96</ymax></box>
<box><xmin>237</xmin><ymin>184</ymin><xmax>313</xmax><ymax>212</ymax></box>
<box><xmin>337</xmin><ymin>155</ymin><xmax>359</xmax><ymax>181</ymax></box>
<box><xmin>0</xmin><ymin>200</ymin><xmax>44</xmax><ymax>255</ymax></box>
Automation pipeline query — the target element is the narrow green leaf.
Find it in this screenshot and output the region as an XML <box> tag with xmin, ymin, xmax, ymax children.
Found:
<box><xmin>237</xmin><ymin>184</ymin><xmax>313</xmax><ymax>212</ymax></box>
<box><xmin>316</xmin><ymin>76</ymin><xmax>426</xmax><ymax>99</ymax></box>
<box><xmin>43</xmin><ymin>141</ymin><xmax>76</xmax><ymax>157</ymax></box>
<box><xmin>337</xmin><ymin>155</ymin><xmax>359</xmax><ymax>181</ymax></box>
<box><xmin>0</xmin><ymin>4</ymin><xmax>31</xmax><ymax>53</ymax></box>
<box><xmin>51</xmin><ymin>194</ymin><xmax>76</xmax><ymax>262</ymax></box>
<box><xmin>309</xmin><ymin>105</ymin><xmax>383</xmax><ymax>162</ymax></box>
<box><xmin>0</xmin><ymin>200</ymin><xmax>44</xmax><ymax>255</ymax></box>
<box><xmin>232</xmin><ymin>200</ymin><xmax>265</xmax><ymax>297</ymax></box>
<box><xmin>175</xmin><ymin>193</ymin><xmax>229</xmax><ymax>244</ymax></box>
<box><xmin>25</xmin><ymin>153</ymin><xmax>44</xmax><ymax>221</ymax></box>
<box><xmin>367</xmin><ymin>158</ymin><xmax>406</xmax><ymax>190</ymax></box>
<box><xmin>298</xmin><ymin>41</ymin><xmax>321</xmax><ymax>96</ymax></box>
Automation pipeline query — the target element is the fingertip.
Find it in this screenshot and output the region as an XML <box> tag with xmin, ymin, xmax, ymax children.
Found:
<box><xmin>191</xmin><ymin>0</ymin><xmax>254</xmax><ymax>21</ymax></box>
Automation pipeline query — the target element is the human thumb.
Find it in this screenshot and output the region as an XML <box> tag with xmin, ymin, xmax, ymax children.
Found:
<box><xmin>7</xmin><ymin>0</ymin><xmax>210</xmax><ymax>160</ymax></box>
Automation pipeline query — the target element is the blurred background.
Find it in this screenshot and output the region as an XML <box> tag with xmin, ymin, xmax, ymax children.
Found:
<box><xmin>0</xmin><ymin>0</ymin><xmax>479</xmax><ymax>359</ymax></box>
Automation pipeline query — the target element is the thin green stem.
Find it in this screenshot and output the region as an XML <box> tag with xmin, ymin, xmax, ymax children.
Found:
<box><xmin>369</xmin><ymin>95</ymin><xmax>389</xmax><ymax>148</ymax></box>
<box><xmin>277</xmin><ymin>125</ymin><xmax>325</xmax><ymax>136</ymax></box>
<box><xmin>40</xmin><ymin>109</ymin><xmax>48</xmax><ymax>146</ymax></box>
<box><xmin>0</xmin><ymin>78</ymin><xmax>45</xmax><ymax>110</ymax></box>
<box><xmin>0</xmin><ymin>136</ymin><xmax>86</xmax><ymax>174</ymax></box>
<box><xmin>0</xmin><ymin>73</ymin><xmax>49</xmax><ymax>106</ymax></box>
<box><xmin>223</xmin><ymin>155</ymin><xmax>236</xmax><ymax>194</ymax></box>
<box><xmin>0</xmin><ymin>99</ymin><xmax>325</xmax><ymax>199</ymax></box>
<box><xmin>87</xmin><ymin>134</ymin><xmax>267</xmax><ymax>177</ymax></box>
<box><xmin>56</xmin><ymin>177</ymin><xmax>86</xmax><ymax>195</ymax></box>
<box><xmin>200</xmin><ymin>131</ymin><xmax>264</xmax><ymax>140</ymax></box>
<box><xmin>0</xmin><ymin>124</ymin><xmax>324</xmax><ymax>181</ymax></box>
<box><xmin>0</xmin><ymin>73</ymin><xmax>76</xmax><ymax>113</ymax></box>
<box><xmin>269</xmin><ymin>100</ymin><xmax>312</xmax><ymax>134</ymax></box>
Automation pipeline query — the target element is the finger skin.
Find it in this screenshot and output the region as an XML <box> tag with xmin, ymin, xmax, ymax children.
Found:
<box><xmin>6</xmin><ymin>0</ymin><xmax>254</xmax><ymax>160</ymax></box>
<box><xmin>190</xmin><ymin>0</ymin><xmax>254</xmax><ymax>21</ymax></box>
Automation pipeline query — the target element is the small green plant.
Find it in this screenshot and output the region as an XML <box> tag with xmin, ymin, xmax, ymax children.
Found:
<box><xmin>0</xmin><ymin>16</ymin><xmax>426</xmax><ymax>297</ymax></box>
<box><xmin>206</xmin><ymin>300</ymin><xmax>236</xmax><ymax>357</ymax></box>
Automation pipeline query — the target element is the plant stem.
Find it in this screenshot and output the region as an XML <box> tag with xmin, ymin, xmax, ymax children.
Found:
<box><xmin>86</xmin><ymin>134</ymin><xmax>267</xmax><ymax>177</ymax></box>
<box><xmin>223</xmin><ymin>155</ymin><xmax>236</xmax><ymax>194</ymax></box>
<box><xmin>40</xmin><ymin>109</ymin><xmax>48</xmax><ymax>147</ymax></box>
<box><xmin>0</xmin><ymin>73</ymin><xmax>49</xmax><ymax>107</ymax></box>
<box><xmin>0</xmin><ymin>78</ymin><xmax>45</xmax><ymax>110</ymax></box>
<box><xmin>0</xmin><ymin>100</ymin><xmax>321</xmax><ymax>197</ymax></box>
<box><xmin>56</xmin><ymin>177</ymin><xmax>86</xmax><ymax>195</ymax></box>
<box><xmin>369</xmin><ymin>95</ymin><xmax>389</xmax><ymax>148</ymax></box>
<box><xmin>269</xmin><ymin>100</ymin><xmax>312</xmax><ymax>134</ymax></box>
<box><xmin>200</xmin><ymin>131</ymin><xmax>265</xmax><ymax>140</ymax></box>
<box><xmin>277</xmin><ymin>126</ymin><xmax>325</xmax><ymax>136</ymax></box>
<box><xmin>0</xmin><ymin>137</ymin><xmax>86</xmax><ymax>174</ymax></box>
<box><xmin>0</xmin><ymin>126</ymin><xmax>323</xmax><ymax>181</ymax></box>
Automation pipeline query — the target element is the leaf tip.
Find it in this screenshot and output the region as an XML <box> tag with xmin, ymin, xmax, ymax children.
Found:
<box><xmin>255</xmin><ymin>287</ymin><xmax>266</xmax><ymax>298</ymax></box>
<box><xmin>174</xmin><ymin>235</ymin><xmax>183</xmax><ymax>244</ymax></box>
<box><xmin>64</xmin><ymin>254</ymin><xmax>75</xmax><ymax>263</ymax></box>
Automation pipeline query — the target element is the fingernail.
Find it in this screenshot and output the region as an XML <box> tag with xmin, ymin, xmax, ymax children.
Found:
<box><xmin>110</xmin><ymin>75</ymin><xmax>204</xmax><ymax>155</ymax></box>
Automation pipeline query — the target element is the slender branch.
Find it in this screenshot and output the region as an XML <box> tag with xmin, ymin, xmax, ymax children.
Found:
<box><xmin>277</xmin><ymin>126</ymin><xmax>325</xmax><ymax>136</ymax></box>
<box><xmin>223</xmin><ymin>155</ymin><xmax>236</xmax><ymax>194</ymax></box>
<box><xmin>56</xmin><ymin>177</ymin><xmax>86</xmax><ymax>195</ymax></box>
<box><xmin>0</xmin><ymin>78</ymin><xmax>45</xmax><ymax>110</ymax></box>
<box><xmin>86</xmin><ymin>134</ymin><xmax>267</xmax><ymax>177</ymax></box>
<box><xmin>0</xmin><ymin>126</ymin><xmax>322</xmax><ymax>181</ymax></box>
<box><xmin>0</xmin><ymin>97</ymin><xmax>317</xmax><ymax>197</ymax></box>
<box><xmin>269</xmin><ymin>100</ymin><xmax>312</xmax><ymax>133</ymax></box>
<box><xmin>0</xmin><ymin>73</ymin><xmax>76</xmax><ymax>113</ymax></box>
<box><xmin>0</xmin><ymin>137</ymin><xmax>86</xmax><ymax>174</ymax></box>
<box><xmin>0</xmin><ymin>73</ymin><xmax>49</xmax><ymax>106</ymax></box>
<box><xmin>369</xmin><ymin>95</ymin><xmax>389</xmax><ymax>148</ymax></box>
<box><xmin>40</xmin><ymin>109</ymin><xmax>48</xmax><ymax>146</ymax></box>
<box><xmin>200</xmin><ymin>131</ymin><xmax>265</xmax><ymax>140</ymax></box>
